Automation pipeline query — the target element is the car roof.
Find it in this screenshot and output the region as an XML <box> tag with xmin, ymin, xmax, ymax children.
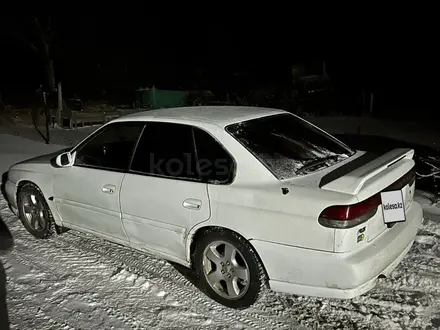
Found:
<box><xmin>114</xmin><ymin>106</ymin><xmax>286</xmax><ymax>128</ymax></box>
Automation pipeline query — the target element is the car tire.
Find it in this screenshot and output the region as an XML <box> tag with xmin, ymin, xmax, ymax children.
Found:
<box><xmin>17</xmin><ymin>182</ymin><xmax>55</xmax><ymax>239</ymax></box>
<box><xmin>193</xmin><ymin>228</ymin><xmax>266</xmax><ymax>309</ymax></box>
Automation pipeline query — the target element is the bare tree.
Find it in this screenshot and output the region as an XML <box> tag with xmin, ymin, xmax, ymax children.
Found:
<box><xmin>1</xmin><ymin>16</ymin><xmax>57</xmax><ymax>92</ymax></box>
<box><xmin>0</xmin><ymin>16</ymin><xmax>56</xmax><ymax>142</ymax></box>
<box><xmin>32</xmin><ymin>17</ymin><xmax>56</xmax><ymax>93</ymax></box>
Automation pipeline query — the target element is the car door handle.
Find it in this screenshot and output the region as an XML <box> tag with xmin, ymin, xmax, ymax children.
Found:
<box><xmin>102</xmin><ymin>184</ymin><xmax>116</xmax><ymax>194</ymax></box>
<box><xmin>183</xmin><ymin>198</ymin><xmax>202</xmax><ymax>210</ymax></box>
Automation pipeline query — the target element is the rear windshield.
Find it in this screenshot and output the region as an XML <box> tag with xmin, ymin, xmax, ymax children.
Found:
<box><xmin>226</xmin><ymin>113</ymin><xmax>355</xmax><ymax>180</ymax></box>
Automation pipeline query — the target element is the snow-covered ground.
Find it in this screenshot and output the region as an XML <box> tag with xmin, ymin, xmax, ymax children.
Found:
<box><xmin>1</xmin><ymin>130</ymin><xmax>440</xmax><ymax>329</ymax></box>
<box><xmin>0</xmin><ymin>121</ymin><xmax>98</xmax><ymax>147</ymax></box>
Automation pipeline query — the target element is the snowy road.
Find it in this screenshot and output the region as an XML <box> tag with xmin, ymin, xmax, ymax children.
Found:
<box><xmin>1</xmin><ymin>135</ymin><xmax>440</xmax><ymax>329</ymax></box>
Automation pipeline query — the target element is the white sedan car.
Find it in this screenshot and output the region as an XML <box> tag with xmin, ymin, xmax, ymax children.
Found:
<box><xmin>4</xmin><ymin>106</ymin><xmax>422</xmax><ymax>309</ymax></box>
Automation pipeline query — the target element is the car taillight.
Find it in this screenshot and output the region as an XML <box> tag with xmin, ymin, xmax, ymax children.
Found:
<box><xmin>318</xmin><ymin>194</ymin><xmax>381</xmax><ymax>229</ymax></box>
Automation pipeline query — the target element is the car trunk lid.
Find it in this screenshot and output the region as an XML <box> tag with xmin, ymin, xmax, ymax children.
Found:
<box><xmin>319</xmin><ymin>148</ymin><xmax>415</xmax><ymax>197</ymax></box>
<box><xmin>318</xmin><ymin>148</ymin><xmax>416</xmax><ymax>251</ymax></box>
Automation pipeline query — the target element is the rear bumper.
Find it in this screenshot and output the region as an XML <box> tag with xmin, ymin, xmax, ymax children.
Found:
<box><xmin>251</xmin><ymin>201</ymin><xmax>423</xmax><ymax>299</ymax></box>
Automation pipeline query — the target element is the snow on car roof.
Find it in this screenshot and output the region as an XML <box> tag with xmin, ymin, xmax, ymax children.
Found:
<box><xmin>114</xmin><ymin>106</ymin><xmax>286</xmax><ymax>127</ymax></box>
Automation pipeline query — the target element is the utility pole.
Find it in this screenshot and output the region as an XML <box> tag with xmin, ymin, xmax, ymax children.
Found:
<box><xmin>369</xmin><ymin>92</ymin><xmax>374</xmax><ymax>115</ymax></box>
<box><xmin>57</xmin><ymin>82</ymin><xmax>62</xmax><ymax>127</ymax></box>
<box><xmin>43</xmin><ymin>89</ymin><xmax>50</xmax><ymax>144</ymax></box>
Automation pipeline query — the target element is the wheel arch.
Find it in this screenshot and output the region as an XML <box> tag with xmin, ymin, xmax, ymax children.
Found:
<box><xmin>15</xmin><ymin>178</ymin><xmax>62</xmax><ymax>226</ymax></box>
<box><xmin>16</xmin><ymin>179</ymin><xmax>48</xmax><ymax>204</ymax></box>
<box><xmin>186</xmin><ymin>225</ymin><xmax>269</xmax><ymax>281</ymax></box>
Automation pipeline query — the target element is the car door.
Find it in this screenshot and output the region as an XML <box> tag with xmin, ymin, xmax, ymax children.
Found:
<box><xmin>120</xmin><ymin>122</ymin><xmax>215</xmax><ymax>260</ymax></box>
<box><xmin>53</xmin><ymin>122</ymin><xmax>144</xmax><ymax>242</ymax></box>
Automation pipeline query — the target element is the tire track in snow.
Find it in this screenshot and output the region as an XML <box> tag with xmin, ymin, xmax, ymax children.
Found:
<box><xmin>9</xmin><ymin>239</ymin><xmax>153</xmax><ymax>330</ymax></box>
<box><xmin>8</xmin><ymin>237</ymin><xmax>229</xmax><ymax>330</ymax></box>
<box><xmin>7</xmin><ymin>294</ymin><xmax>78</xmax><ymax>330</ymax></box>
<box><xmin>258</xmin><ymin>290</ymin><xmax>436</xmax><ymax>330</ymax></box>
<box><xmin>3</xmin><ymin>253</ymin><xmax>81</xmax><ymax>330</ymax></box>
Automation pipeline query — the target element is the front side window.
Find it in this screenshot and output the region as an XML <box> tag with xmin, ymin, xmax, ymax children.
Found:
<box><xmin>226</xmin><ymin>113</ymin><xmax>354</xmax><ymax>180</ymax></box>
<box><xmin>75</xmin><ymin>122</ymin><xmax>144</xmax><ymax>171</ymax></box>
<box><xmin>130</xmin><ymin>122</ymin><xmax>198</xmax><ymax>180</ymax></box>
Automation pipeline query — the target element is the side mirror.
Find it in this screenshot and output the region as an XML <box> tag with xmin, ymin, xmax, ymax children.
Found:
<box><xmin>55</xmin><ymin>151</ymin><xmax>76</xmax><ymax>168</ymax></box>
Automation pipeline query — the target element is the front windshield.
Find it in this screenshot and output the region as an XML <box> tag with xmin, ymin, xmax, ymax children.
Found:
<box><xmin>226</xmin><ymin>113</ymin><xmax>355</xmax><ymax>180</ymax></box>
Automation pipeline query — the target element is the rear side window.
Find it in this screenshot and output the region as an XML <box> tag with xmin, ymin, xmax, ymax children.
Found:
<box><xmin>130</xmin><ymin>122</ymin><xmax>198</xmax><ymax>180</ymax></box>
<box><xmin>193</xmin><ymin>128</ymin><xmax>234</xmax><ymax>184</ymax></box>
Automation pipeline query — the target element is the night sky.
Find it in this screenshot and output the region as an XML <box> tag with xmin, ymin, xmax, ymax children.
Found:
<box><xmin>0</xmin><ymin>16</ymin><xmax>437</xmax><ymax>114</ymax></box>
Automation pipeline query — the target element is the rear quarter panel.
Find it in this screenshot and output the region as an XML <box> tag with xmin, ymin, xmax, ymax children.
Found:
<box><xmin>197</xmin><ymin>183</ymin><xmax>358</xmax><ymax>252</ymax></box>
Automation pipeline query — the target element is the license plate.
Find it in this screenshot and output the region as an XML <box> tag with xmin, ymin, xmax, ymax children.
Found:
<box><xmin>380</xmin><ymin>190</ymin><xmax>406</xmax><ymax>224</ymax></box>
